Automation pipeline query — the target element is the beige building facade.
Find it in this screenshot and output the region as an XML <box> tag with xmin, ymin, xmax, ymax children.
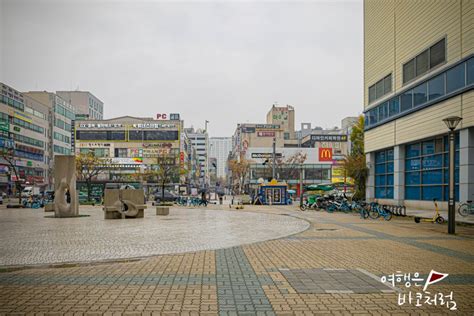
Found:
<box><xmin>57</xmin><ymin>91</ymin><xmax>104</xmax><ymax>120</ymax></box>
<box><xmin>0</xmin><ymin>83</ymin><xmax>50</xmax><ymax>191</ymax></box>
<box><xmin>364</xmin><ymin>0</ymin><xmax>474</xmax><ymax>210</ymax></box>
<box><xmin>74</xmin><ymin>116</ymin><xmax>183</xmax><ymax>181</ymax></box>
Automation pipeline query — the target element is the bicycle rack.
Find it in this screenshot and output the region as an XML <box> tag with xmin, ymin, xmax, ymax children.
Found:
<box><xmin>382</xmin><ymin>204</ymin><xmax>406</xmax><ymax>217</ymax></box>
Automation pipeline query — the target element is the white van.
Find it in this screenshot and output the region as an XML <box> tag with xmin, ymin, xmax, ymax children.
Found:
<box><xmin>21</xmin><ymin>186</ymin><xmax>40</xmax><ymax>197</ymax></box>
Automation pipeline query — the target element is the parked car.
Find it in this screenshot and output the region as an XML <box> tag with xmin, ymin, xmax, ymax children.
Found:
<box><xmin>43</xmin><ymin>190</ymin><xmax>55</xmax><ymax>203</ymax></box>
<box><xmin>0</xmin><ymin>194</ymin><xmax>3</xmax><ymax>205</ymax></box>
<box><xmin>153</xmin><ymin>190</ymin><xmax>178</xmax><ymax>204</ymax></box>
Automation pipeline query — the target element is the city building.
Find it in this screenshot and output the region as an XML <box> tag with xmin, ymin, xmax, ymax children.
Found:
<box><xmin>180</xmin><ymin>131</ymin><xmax>201</xmax><ymax>193</ymax></box>
<box><xmin>57</xmin><ymin>91</ymin><xmax>104</xmax><ymax>120</ymax></box>
<box><xmin>229</xmin><ymin>104</ymin><xmax>357</xmax><ymax>194</ymax></box>
<box><xmin>0</xmin><ymin>83</ymin><xmax>50</xmax><ymax>192</ymax></box>
<box><xmin>185</xmin><ymin>127</ymin><xmax>209</xmax><ymax>187</ymax></box>
<box><xmin>24</xmin><ymin>92</ymin><xmax>75</xmax><ymax>161</ymax></box>
<box><xmin>209</xmin><ymin>137</ymin><xmax>232</xmax><ymax>180</ymax></box>
<box><xmin>74</xmin><ymin>116</ymin><xmax>184</xmax><ymax>193</ymax></box>
<box><xmin>363</xmin><ymin>0</ymin><xmax>474</xmax><ymax>210</ymax></box>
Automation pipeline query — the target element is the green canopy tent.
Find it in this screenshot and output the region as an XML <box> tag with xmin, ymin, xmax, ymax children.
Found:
<box><xmin>304</xmin><ymin>184</ymin><xmax>334</xmax><ymax>191</ymax></box>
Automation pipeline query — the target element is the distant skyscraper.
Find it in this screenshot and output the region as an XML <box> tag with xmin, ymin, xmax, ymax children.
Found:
<box><xmin>185</xmin><ymin>128</ymin><xmax>209</xmax><ymax>186</ymax></box>
<box><xmin>209</xmin><ymin>137</ymin><xmax>232</xmax><ymax>179</ymax></box>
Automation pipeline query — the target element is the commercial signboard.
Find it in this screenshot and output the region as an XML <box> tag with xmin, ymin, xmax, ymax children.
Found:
<box><xmin>78</xmin><ymin>143</ymin><xmax>112</xmax><ymax>148</ymax></box>
<box><xmin>170</xmin><ymin>113</ymin><xmax>180</xmax><ymax>121</ymax></box>
<box><xmin>131</xmin><ymin>123</ymin><xmax>176</xmax><ymax>129</ymax></box>
<box><xmin>241</xmin><ymin>126</ymin><xmax>256</xmax><ymax>133</ymax></box>
<box><xmin>257</xmin><ymin>131</ymin><xmax>275</xmax><ymax>137</ymax></box>
<box><xmin>110</xmin><ymin>157</ymin><xmax>143</xmax><ymax>164</ymax></box>
<box><xmin>311</xmin><ymin>134</ymin><xmax>347</xmax><ymax>142</ymax></box>
<box><xmin>142</xmin><ymin>142</ymin><xmax>173</xmax><ymax>148</ymax></box>
<box><xmin>255</xmin><ymin>124</ymin><xmax>280</xmax><ymax>130</ymax></box>
<box><xmin>130</xmin><ymin>148</ymin><xmax>171</xmax><ymax>157</ymax></box>
<box><xmin>13</xmin><ymin>111</ymin><xmax>32</xmax><ymax>123</ymax></box>
<box><xmin>0</xmin><ymin>120</ymin><xmax>9</xmax><ymax>132</ymax></box>
<box><xmin>0</xmin><ymin>139</ymin><xmax>15</xmax><ymax>149</ymax></box>
<box><xmin>71</xmin><ymin>119</ymin><xmax>75</xmax><ymax>152</ymax></box>
<box><xmin>251</xmin><ymin>153</ymin><xmax>283</xmax><ymax>159</ymax></box>
<box><xmin>157</xmin><ymin>113</ymin><xmax>181</xmax><ymax>120</ymax></box>
<box><xmin>79</xmin><ymin>123</ymin><xmax>123</xmax><ymax>128</ymax></box>
<box><xmin>319</xmin><ymin>148</ymin><xmax>333</xmax><ymax>162</ymax></box>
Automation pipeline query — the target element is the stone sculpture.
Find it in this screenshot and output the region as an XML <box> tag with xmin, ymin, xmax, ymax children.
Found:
<box><xmin>103</xmin><ymin>188</ymin><xmax>147</xmax><ymax>219</ymax></box>
<box><xmin>54</xmin><ymin>155</ymin><xmax>79</xmax><ymax>217</ymax></box>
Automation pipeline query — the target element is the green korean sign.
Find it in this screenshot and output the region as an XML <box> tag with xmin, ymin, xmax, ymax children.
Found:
<box><xmin>0</xmin><ymin>120</ymin><xmax>9</xmax><ymax>132</ymax></box>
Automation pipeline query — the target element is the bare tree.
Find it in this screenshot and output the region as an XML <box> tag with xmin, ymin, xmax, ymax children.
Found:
<box><xmin>0</xmin><ymin>146</ymin><xmax>22</xmax><ymax>204</ymax></box>
<box><xmin>265</xmin><ymin>151</ymin><xmax>307</xmax><ymax>182</ymax></box>
<box><xmin>143</xmin><ymin>153</ymin><xmax>183</xmax><ymax>203</ymax></box>
<box><xmin>75</xmin><ymin>152</ymin><xmax>108</xmax><ymax>201</ymax></box>
<box><xmin>228</xmin><ymin>158</ymin><xmax>250</xmax><ymax>194</ymax></box>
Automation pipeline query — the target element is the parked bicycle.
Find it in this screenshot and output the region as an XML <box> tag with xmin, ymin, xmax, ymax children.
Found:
<box><xmin>176</xmin><ymin>196</ymin><xmax>208</xmax><ymax>207</ymax></box>
<box><xmin>458</xmin><ymin>200</ymin><xmax>474</xmax><ymax>217</ymax></box>
<box><xmin>368</xmin><ymin>202</ymin><xmax>392</xmax><ymax>221</ymax></box>
<box><xmin>21</xmin><ymin>196</ymin><xmax>44</xmax><ymax>209</ymax></box>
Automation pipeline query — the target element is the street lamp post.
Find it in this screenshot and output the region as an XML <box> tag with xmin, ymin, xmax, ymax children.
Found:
<box><xmin>299</xmin><ymin>162</ymin><xmax>303</xmax><ymax>207</ymax></box>
<box><xmin>442</xmin><ymin>116</ymin><xmax>462</xmax><ymax>235</ymax></box>
<box><xmin>272</xmin><ymin>137</ymin><xmax>276</xmax><ymax>180</ymax></box>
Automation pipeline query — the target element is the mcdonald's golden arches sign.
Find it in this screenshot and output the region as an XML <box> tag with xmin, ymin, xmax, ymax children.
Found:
<box><xmin>319</xmin><ymin>148</ymin><xmax>333</xmax><ymax>161</ymax></box>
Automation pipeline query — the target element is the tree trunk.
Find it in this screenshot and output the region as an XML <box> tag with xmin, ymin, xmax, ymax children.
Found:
<box><xmin>87</xmin><ymin>179</ymin><xmax>92</xmax><ymax>201</ymax></box>
<box><xmin>16</xmin><ymin>181</ymin><xmax>21</xmax><ymax>204</ymax></box>
<box><xmin>161</xmin><ymin>181</ymin><xmax>165</xmax><ymax>204</ymax></box>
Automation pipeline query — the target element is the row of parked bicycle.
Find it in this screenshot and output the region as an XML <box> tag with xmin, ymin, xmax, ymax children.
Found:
<box><xmin>21</xmin><ymin>196</ymin><xmax>50</xmax><ymax>209</ymax></box>
<box><xmin>299</xmin><ymin>194</ymin><xmax>405</xmax><ymax>221</ymax></box>
<box><xmin>175</xmin><ymin>196</ymin><xmax>209</xmax><ymax>207</ymax></box>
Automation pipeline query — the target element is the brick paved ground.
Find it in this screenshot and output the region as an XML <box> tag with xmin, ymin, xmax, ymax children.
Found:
<box><xmin>0</xmin><ymin>204</ymin><xmax>473</xmax><ymax>315</ymax></box>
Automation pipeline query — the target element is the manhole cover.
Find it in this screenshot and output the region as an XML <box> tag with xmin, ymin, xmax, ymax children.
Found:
<box><xmin>315</xmin><ymin>228</ymin><xmax>338</xmax><ymax>231</ymax></box>
<box><xmin>280</xmin><ymin>268</ymin><xmax>396</xmax><ymax>294</ymax></box>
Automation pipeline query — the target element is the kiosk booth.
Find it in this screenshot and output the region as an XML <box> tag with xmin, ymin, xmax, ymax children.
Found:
<box><xmin>255</xmin><ymin>179</ymin><xmax>289</xmax><ymax>205</ymax></box>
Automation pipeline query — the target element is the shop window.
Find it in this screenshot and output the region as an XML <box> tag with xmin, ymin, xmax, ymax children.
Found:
<box><xmin>413</xmin><ymin>83</ymin><xmax>427</xmax><ymax>107</ymax></box>
<box><xmin>405</xmin><ymin>134</ymin><xmax>459</xmax><ymax>201</ymax></box>
<box><xmin>428</xmin><ymin>74</ymin><xmax>445</xmax><ymax>101</ymax></box>
<box><xmin>374</xmin><ymin>148</ymin><xmax>394</xmax><ymax>199</ymax></box>
<box><xmin>446</xmin><ymin>63</ymin><xmax>465</xmax><ymax>93</ymax></box>
<box><xmin>400</xmin><ymin>90</ymin><xmax>413</xmax><ymax>112</ymax></box>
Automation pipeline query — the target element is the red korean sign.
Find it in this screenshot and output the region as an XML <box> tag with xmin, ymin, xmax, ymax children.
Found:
<box><xmin>257</xmin><ymin>131</ymin><xmax>275</xmax><ymax>137</ymax></box>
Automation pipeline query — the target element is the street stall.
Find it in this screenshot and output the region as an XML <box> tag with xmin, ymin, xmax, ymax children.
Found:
<box><xmin>255</xmin><ymin>179</ymin><xmax>290</xmax><ymax>205</ymax></box>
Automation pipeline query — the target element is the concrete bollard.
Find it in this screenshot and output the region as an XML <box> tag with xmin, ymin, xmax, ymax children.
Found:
<box><xmin>156</xmin><ymin>206</ymin><xmax>169</xmax><ymax>216</ymax></box>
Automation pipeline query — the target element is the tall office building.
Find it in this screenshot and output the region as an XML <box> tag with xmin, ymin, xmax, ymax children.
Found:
<box><xmin>0</xmin><ymin>83</ymin><xmax>50</xmax><ymax>191</ymax></box>
<box><xmin>364</xmin><ymin>0</ymin><xmax>473</xmax><ymax>210</ymax></box>
<box><xmin>56</xmin><ymin>91</ymin><xmax>104</xmax><ymax>119</ymax></box>
<box><xmin>209</xmin><ymin>137</ymin><xmax>232</xmax><ymax>180</ymax></box>
<box><xmin>24</xmin><ymin>92</ymin><xmax>75</xmax><ymax>158</ymax></box>
<box><xmin>185</xmin><ymin>128</ymin><xmax>209</xmax><ymax>186</ymax></box>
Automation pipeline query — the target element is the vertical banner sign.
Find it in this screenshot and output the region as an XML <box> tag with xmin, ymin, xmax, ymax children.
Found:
<box><xmin>71</xmin><ymin>119</ymin><xmax>75</xmax><ymax>153</ymax></box>
<box><xmin>319</xmin><ymin>148</ymin><xmax>333</xmax><ymax>161</ymax></box>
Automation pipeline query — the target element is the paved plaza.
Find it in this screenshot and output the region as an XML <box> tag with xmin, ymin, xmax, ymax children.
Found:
<box><xmin>0</xmin><ymin>206</ymin><xmax>309</xmax><ymax>267</ymax></box>
<box><xmin>0</xmin><ymin>204</ymin><xmax>473</xmax><ymax>315</ymax></box>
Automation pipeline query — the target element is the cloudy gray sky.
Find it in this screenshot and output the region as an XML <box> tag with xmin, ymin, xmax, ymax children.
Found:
<box><xmin>1</xmin><ymin>0</ymin><xmax>363</xmax><ymax>137</ymax></box>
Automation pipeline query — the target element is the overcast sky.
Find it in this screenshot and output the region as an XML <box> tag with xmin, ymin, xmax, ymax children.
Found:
<box><xmin>1</xmin><ymin>0</ymin><xmax>363</xmax><ymax>137</ymax></box>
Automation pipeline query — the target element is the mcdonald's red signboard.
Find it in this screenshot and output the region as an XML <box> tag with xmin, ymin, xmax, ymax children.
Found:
<box><xmin>319</xmin><ymin>148</ymin><xmax>333</xmax><ymax>161</ymax></box>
